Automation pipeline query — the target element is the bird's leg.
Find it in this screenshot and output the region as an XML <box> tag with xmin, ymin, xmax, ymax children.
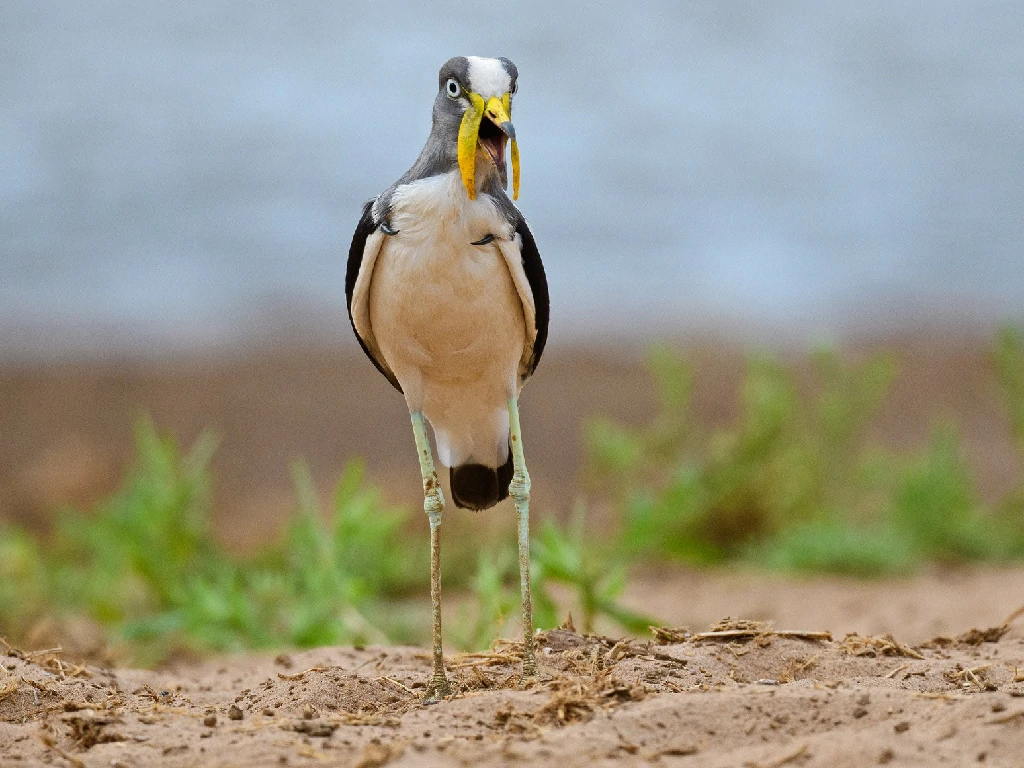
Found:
<box><xmin>507</xmin><ymin>395</ymin><xmax>538</xmax><ymax>681</ymax></box>
<box><xmin>410</xmin><ymin>410</ymin><xmax>451</xmax><ymax>700</ymax></box>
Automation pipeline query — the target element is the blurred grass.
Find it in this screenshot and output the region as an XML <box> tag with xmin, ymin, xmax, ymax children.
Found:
<box><xmin>587</xmin><ymin>325</ymin><xmax>1024</xmax><ymax>576</ymax></box>
<box><xmin>1</xmin><ymin>424</ymin><xmax>426</xmax><ymax>664</ymax></box>
<box><xmin>0</xmin><ymin>422</ymin><xmax>645</xmax><ymax>664</ymax></box>
<box><xmin>1</xmin><ymin>327</ymin><xmax>1024</xmax><ymax>662</ymax></box>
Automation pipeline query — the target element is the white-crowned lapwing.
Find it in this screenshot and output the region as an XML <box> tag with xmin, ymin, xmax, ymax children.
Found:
<box><xmin>346</xmin><ymin>56</ymin><xmax>548</xmax><ymax>698</ymax></box>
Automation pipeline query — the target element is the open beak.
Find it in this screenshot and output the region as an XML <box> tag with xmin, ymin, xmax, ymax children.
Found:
<box><xmin>458</xmin><ymin>93</ymin><xmax>520</xmax><ymax>200</ymax></box>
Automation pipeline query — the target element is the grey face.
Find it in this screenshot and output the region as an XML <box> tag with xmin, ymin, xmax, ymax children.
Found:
<box><xmin>394</xmin><ymin>57</ymin><xmax>519</xmax><ymax>194</ymax></box>
<box><xmin>431</xmin><ymin>56</ymin><xmax>518</xmax><ymax>129</ymax></box>
<box><xmin>437</xmin><ymin>56</ymin><xmax>518</xmax><ymax>99</ymax></box>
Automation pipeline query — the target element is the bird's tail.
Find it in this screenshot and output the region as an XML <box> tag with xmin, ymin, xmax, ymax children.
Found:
<box><xmin>449</xmin><ymin>449</ymin><xmax>514</xmax><ymax>511</ymax></box>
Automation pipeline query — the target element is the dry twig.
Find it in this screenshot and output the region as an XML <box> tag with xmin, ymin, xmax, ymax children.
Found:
<box><xmin>653</xmin><ymin>618</ymin><xmax>831</xmax><ymax>646</ymax></box>
<box><xmin>376</xmin><ymin>676</ymin><xmax>414</xmax><ymax>697</ymax></box>
<box><xmin>276</xmin><ymin>666</ymin><xmax>330</xmax><ymax>681</ymax></box>
<box><xmin>840</xmin><ymin>633</ymin><xmax>924</xmax><ymax>659</ymax></box>
<box><xmin>884</xmin><ymin>663</ymin><xmax>911</xmax><ymax>679</ymax></box>
<box><xmin>745</xmin><ymin>743</ymin><xmax>809</xmax><ymax>768</ymax></box>
<box><xmin>1003</xmin><ymin>605</ymin><xmax>1024</xmax><ymax>626</ymax></box>
<box><xmin>449</xmin><ymin>653</ymin><xmax>521</xmax><ymax>669</ymax></box>
<box><xmin>988</xmin><ymin>709</ymin><xmax>1024</xmax><ymax>725</ymax></box>
<box><xmin>0</xmin><ymin>672</ymin><xmax>19</xmax><ymax>703</ymax></box>
<box><xmin>650</xmin><ymin>626</ymin><xmax>691</xmax><ymax>644</ymax></box>
<box><xmin>943</xmin><ymin>664</ymin><xmax>995</xmax><ymax>691</ymax></box>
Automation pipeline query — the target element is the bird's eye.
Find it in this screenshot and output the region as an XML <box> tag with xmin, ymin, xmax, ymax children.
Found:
<box><xmin>445</xmin><ymin>78</ymin><xmax>462</xmax><ymax>99</ymax></box>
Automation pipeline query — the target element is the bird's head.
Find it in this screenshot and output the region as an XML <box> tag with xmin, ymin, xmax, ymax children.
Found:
<box><xmin>433</xmin><ymin>56</ymin><xmax>520</xmax><ymax>201</ymax></box>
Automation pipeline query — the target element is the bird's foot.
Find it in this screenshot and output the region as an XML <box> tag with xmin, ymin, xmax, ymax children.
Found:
<box><xmin>515</xmin><ymin>650</ymin><xmax>540</xmax><ymax>689</ymax></box>
<box><xmin>421</xmin><ymin>671</ymin><xmax>453</xmax><ymax>703</ymax></box>
<box><xmin>516</xmin><ymin>666</ymin><xmax>540</xmax><ymax>690</ymax></box>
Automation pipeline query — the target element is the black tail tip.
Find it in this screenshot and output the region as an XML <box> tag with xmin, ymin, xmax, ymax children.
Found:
<box><xmin>450</xmin><ymin>459</ymin><xmax>512</xmax><ymax>511</ymax></box>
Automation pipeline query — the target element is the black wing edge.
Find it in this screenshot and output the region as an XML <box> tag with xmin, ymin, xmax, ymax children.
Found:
<box><xmin>516</xmin><ymin>215</ymin><xmax>549</xmax><ymax>377</ymax></box>
<box><xmin>345</xmin><ymin>199</ymin><xmax>403</xmax><ymax>393</ymax></box>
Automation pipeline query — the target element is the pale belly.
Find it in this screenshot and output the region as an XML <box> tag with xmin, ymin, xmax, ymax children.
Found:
<box><xmin>368</xmin><ymin>227</ymin><xmax>526</xmax><ymax>467</ymax></box>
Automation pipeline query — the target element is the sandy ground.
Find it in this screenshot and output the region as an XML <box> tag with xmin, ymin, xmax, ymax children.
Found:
<box><xmin>3</xmin><ymin>568</ymin><xmax>1024</xmax><ymax>768</ymax></box>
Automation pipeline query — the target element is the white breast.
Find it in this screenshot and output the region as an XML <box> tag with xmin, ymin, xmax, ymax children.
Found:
<box><xmin>365</xmin><ymin>172</ymin><xmax>526</xmax><ymax>467</ymax></box>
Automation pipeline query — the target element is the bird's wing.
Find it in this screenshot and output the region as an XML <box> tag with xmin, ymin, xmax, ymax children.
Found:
<box><xmin>495</xmin><ymin>214</ymin><xmax>549</xmax><ymax>381</ymax></box>
<box><xmin>346</xmin><ymin>200</ymin><xmax>403</xmax><ymax>393</ymax></box>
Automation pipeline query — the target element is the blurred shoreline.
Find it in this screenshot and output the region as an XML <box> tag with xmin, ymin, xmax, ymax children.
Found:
<box><xmin>2</xmin><ymin>330</ymin><xmax>1019</xmax><ymax>550</ymax></box>
<box><xmin>0</xmin><ymin>303</ymin><xmax>1016</xmax><ymax>365</ymax></box>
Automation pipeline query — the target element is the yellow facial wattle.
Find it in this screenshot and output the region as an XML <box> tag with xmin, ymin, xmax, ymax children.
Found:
<box><xmin>457</xmin><ymin>92</ymin><xmax>486</xmax><ymax>200</ymax></box>
<box><xmin>501</xmin><ymin>92</ymin><xmax>520</xmax><ymax>200</ymax></box>
<box><xmin>456</xmin><ymin>91</ymin><xmax>519</xmax><ymax>201</ymax></box>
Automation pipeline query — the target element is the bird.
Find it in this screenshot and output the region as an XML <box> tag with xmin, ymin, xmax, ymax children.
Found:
<box><xmin>345</xmin><ymin>56</ymin><xmax>549</xmax><ymax>699</ymax></box>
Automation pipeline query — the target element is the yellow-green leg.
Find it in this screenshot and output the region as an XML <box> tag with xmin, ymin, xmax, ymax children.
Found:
<box><xmin>508</xmin><ymin>395</ymin><xmax>538</xmax><ymax>680</ymax></box>
<box><xmin>411</xmin><ymin>410</ymin><xmax>451</xmax><ymax>700</ymax></box>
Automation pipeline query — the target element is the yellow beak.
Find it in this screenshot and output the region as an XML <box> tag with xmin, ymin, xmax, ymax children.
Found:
<box><xmin>457</xmin><ymin>93</ymin><xmax>520</xmax><ymax>200</ymax></box>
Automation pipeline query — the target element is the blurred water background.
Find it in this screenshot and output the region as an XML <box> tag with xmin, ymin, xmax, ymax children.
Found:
<box><xmin>3</xmin><ymin>1</ymin><xmax>1022</xmax><ymax>360</ymax></box>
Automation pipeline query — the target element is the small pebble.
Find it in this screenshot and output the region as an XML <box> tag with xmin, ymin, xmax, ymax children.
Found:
<box><xmin>227</xmin><ymin>704</ymin><xmax>244</xmax><ymax>721</ymax></box>
<box><xmin>203</xmin><ymin>714</ymin><xmax>217</xmax><ymax>727</ymax></box>
<box><xmin>294</xmin><ymin>720</ymin><xmax>337</xmax><ymax>738</ymax></box>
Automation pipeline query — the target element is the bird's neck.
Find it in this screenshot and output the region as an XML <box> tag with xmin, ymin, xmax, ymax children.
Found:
<box><xmin>401</xmin><ymin>130</ymin><xmax>503</xmax><ymax>200</ymax></box>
